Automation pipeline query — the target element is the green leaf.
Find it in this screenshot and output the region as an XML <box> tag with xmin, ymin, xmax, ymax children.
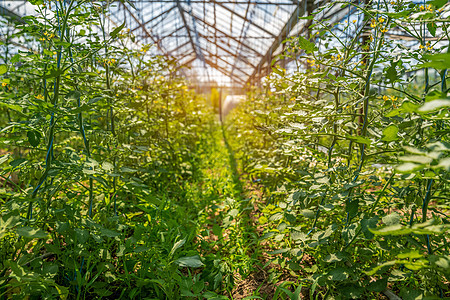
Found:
<box><xmin>328</xmin><ymin>267</ymin><xmax>349</xmax><ymax>281</ymax></box>
<box><xmin>324</xmin><ymin>252</ymin><xmax>344</xmax><ymax>263</ymax></box>
<box><xmin>418</xmin><ymin>99</ymin><xmax>450</xmax><ymax>112</ymax></box>
<box><xmin>5</xmin><ymin>260</ymin><xmax>29</xmax><ymax>278</ymax></box>
<box><xmin>301</xmin><ymin>209</ymin><xmax>315</xmax><ymax>219</ymax></box>
<box><xmin>121</xmin><ymin>167</ymin><xmax>137</xmax><ymax>173</ymax></box>
<box><xmin>54</xmin><ymin>283</ymin><xmax>69</xmax><ymax>300</ymax></box>
<box><xmin>399</xmin><ymin>288</ymin><xmax>424</xmax><ymax>300</ymax></box>
<box><xmin>203</xmin><ymin>291</ymin><xmax>229</xmax><ymax>300</ymax></box>
<box><xmin>0</xmin><ymin>154</ymin><xmax>10</xmax><ymax>165</ymax></box>
<box><xmin>381</xmin><ymin>125</ymin><xmax>399</xmax><ymax>142</ymax></box>
<box><xmin>382</xmin><ymin>212</ymin><xmax>401</xmax><ymax>226</ymax></box>
<box><xmin>125</xmin><ymin>0</ymin><xmax>137</xmax><ymax>10</ymax></box>
<box><xmin>370</xmin><ymin>222</ymin><xmax>449</xmax><ymax>236</ymax></box>
<box><xmin>396</xmin><ymin>162</ymin><xmax>423</xmax><ymax>173</ymax></box>
<box><xmin>228</xmin><ymin>208</ymin><xmax>239</xmax><ymax>217</ymax></box>
<box><xmin>437</xmin><ymin>157</ymin><xmax>450</xmax><ymax>171</ymax></box>
<box><xmin>89</xmin><ymin>97</ymin><xmax>103</xmax><ymax>104</ymax></box>
<box><xmin>175</xmin><ymin>255</ymin><xmax>204</xmax><ymax>268</ymax></box>
<box><xmin>420</xmin><ymin>53</ymin><xmax>450</xmax><ymax>69</ymax></box>
<box><xmin>386</xmin><ymin>61</ymin><xmax>399</xmax><ymax>83</ymax></box>
<box><xmin>0</xmin><ymin>64</ymin><xmax>7</xmax><ymax>75</ymax></box>
<box><xmin>425</xmin><ymin>90</ymin><xmax>445</xmax><ymax>101</ymax></box>
<box><xmin>10</xmin><ymin>158</ymin><xmax>27</xmax><ymax>168</ymax></box>
<box><xmin>272</xmin><ymin>65</ymin><xmax>285</xmax><ymax>76</ymax></box>
<box><xmin>291</xmin><ymin>230</ymin><xmax>306</xmax><ymax>242</ymax></box>
<box><xmin>16</xmin><ymin>226</ymin><xmax>48</xmax><ymax>238</ymax></box>
<box><xmin>43</xmin><ymin>68</ymin><xmax>64</xmax><ymax>79</ymax></box>
<box><xmin>99</xmin><ymin>228</ymin><xmax>120</xmax><ymax>237</ymax></box>
<box><xmin>367</xmin><ymin>278</ymin><xmax>388</xmax><ymax>292</ymax></box>
<box><xmin>212</xmin><ymin>223</ymin><xmax>222</xmax><ymax>236</ymax></box>
<box><xmin>83</xmin><ymin>168</ymin><xmax>97</xmax><ymax>175</ymax></box>
<box><xmin>345</xmin><ymin>134</ymin><xmax>372</xmax><ymax>146</ymax></box>
<box><xmin>399</xmin><ymin>155</ymin><xmax>433</xmax><ymax>164</ymax></box>
<box><xmin>27</xmin><ymin>130</ymin><xmax>41</xmax><ymax>147</ymax></box>
<box><xmin>170</xmin><ymin>238</ymin><xmax>186</xmax><ymax>256</ymax></box>
<box><xmin>66</xmin><ymin>90</ymin><xmax>81</xmax><ymax>100</ymax></box>
<box><xmin>397</xmin><ymin>250</ymin><xmax>423</xmax><ymax>259</ymax></box>
<box><xmin>370</xmin><ymin>224</ymin><xmax>411</xmax><ymax>235</ymax></box>
<box><xmin>133</xmin><ymin>246</ymin><xmax>150</xmax><ymax>253</ymax></box>
<box><xmin>385</xmin><ymin>109</ymin><xmax>400</xmax><ymax>117</ymax></box>
<box><xmin>0</xmin><ymin>213</ymin><xmax>20</xmax><ymax>239</ymax></box>
<box><xmin>102</xmin><ymin>161</ymin><xmax>114</xmax><ymax>171</ymax></box>
<box><xmin>429</xmin><ymin>255</ymin><xmax>450</xmax><ymax>271</ymax></box>
<box><xmin>430</xmin><ymin>0</ymin><xmax>447</xmax><ymax>9</ymax></box>
<box><xmin>268</xmin><ymin>248</ymin><xmax>289</xmax><ymax>255</ymax></box>
<box><xmin>75</xmin><ymin>228</ymin><xmax>89</xmax><ymax>244</ymax></box>
<box><xmin>364</xmin><ymin>261</ymin><xmax>396</xmax><ymax>276</ymax></box>
<box><xmin>71</xmin><ymin>103</ymin><xmax>91</xmax><ymax>114</ymax></box>
<box><xmin>401</xmin><ymin>101</ymin><xmax>420</xmax><ymax>113</ymax></box>
<box><xmin>298</xmin><ymin>36</ymin><xmax>315</xmax><ymax>53</ymax></box>
<box><xmin>361</xmin><ymin>216</ymin><xmax>379</xmax><ymax>239</ymax></box>
<box><xmin>427</xmin><ymin>22</ymin><xmax>436</xmax><ymax>37</ymax></box>
<box><xmin>110</xmin><ymin>21</ymin><xmax>126</xmax><ymax>38</ymax></box>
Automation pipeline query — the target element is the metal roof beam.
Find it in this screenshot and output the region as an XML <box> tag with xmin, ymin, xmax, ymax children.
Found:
<box><xmin>176</xmin><ymin>1</ymin><xmax>198</xmax><ymax>60</ymax></box>
<box><xmin>213</xmin><ymin>55</ymin><xmax>251</xmax><ymax>77</ymax></box>
<box><xmin>120</xmin><ymin>2</ymin><xmax>173</xmax><ymax>59</ymax></box>
<box><xmin>0</xmin><ymin>4</ymin><xmax>25</xmax><ymax>24</ymax></box>
<box><xmin>158</xmin><ymin>26</ymin><xmax>184</xmax><ymax>43</ymax></box>
<box><xmin>180</xmin><ymin>56</ymin><xmax>197</xmax><ymax>66</ymax></box>
<box><xmin>177</xmin><ymin>50</ymin><xmax>196</xmax><ymax>62</ymax></box>
<box><xmin>197</xmin><ymin>45</ymin><xmax>252</xmax><ymax>77</ymax></box>
<box><xmin>197</xmin><ymin>32</ymin><xmax>256</xmax><ymax>68</ymax></box>
<box><xmin>203</xmin><ymin>58</ymin><xmax>246</xmax><ymax>85</ymax></box>
<box><xmin>131</xmin><ymin>5</ymin><xmax>176</xmax><ymax>32</ymax></box>
<box><xmin>189</xmin><ymin>12</ymin><xmax>264</xmax><ymax>57</ymax></box>
<box><xmin>247</xmin><ymin>0</ymin><xmax>308</xmax><ymax>84</ymax></box>
<box><xmin>167</xmin><ymin>40</ymin><xmax>191</xmax><ymax>55</ymax></box>
<box><xmin>213</xmin><ymin>1</ymin><xmax>277</xmax><ymax>38</ymax></box>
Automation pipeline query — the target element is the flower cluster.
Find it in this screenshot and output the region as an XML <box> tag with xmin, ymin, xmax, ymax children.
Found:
<box><xmin>419</xmin><ymin>41</ymin><xmax>433</xmax><ymax>51</ymax></box>
<box><xmin>419</xmin><ymin>4</ymin><xmax>433</xmax><ymax>12</ymax></box>
<box><xmin>371</xmin><ymin>16</ymin><xmax>389</xmax><ymax>33</ymax></box>
<box><xmin>101</xmin><ymin>58</ymin><xmax>116</xmax><ymax>66</ymax></box>
<box><xmin>331</xmin><ymin>54</ymin><xmax>344</xmax><ymax>61</ymax></box>
<box><xmin>40</xmin><ymin>31</ymin><xmax>55</xmax><ymax>41</ymax></box>
<box><xmin>382</xmin><ymin>95</ymin><xmax>398</xmax><ymax>107</ymax></box>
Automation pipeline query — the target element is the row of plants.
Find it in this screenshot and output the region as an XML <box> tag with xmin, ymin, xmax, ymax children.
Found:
<box><xmin>226</xmin><ymin>0</ymin><xmax>449</xmax><ymax>298</ymax></box>
<box><xmin>0</xmin><ymin>0</ymin><xmax>254</xmax><ymax>298</ymax></box>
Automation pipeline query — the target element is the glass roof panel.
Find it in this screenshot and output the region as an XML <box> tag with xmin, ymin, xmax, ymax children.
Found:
<box><xmin>7</xmin><ymin>0</ymin><xmax>401</xmax><ymax>86</ymax></box>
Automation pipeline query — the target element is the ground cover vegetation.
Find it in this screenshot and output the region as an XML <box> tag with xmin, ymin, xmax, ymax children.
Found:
<box><xmin>0</xmin><ymin>0</ymin><xmax>449</xmax><ymax>299</ymax></box>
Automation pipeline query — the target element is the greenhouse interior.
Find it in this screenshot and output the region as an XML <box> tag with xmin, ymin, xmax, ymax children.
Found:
<box><xmin>0</xmin><ymin>0</ymin><xmax>449</xmax><ymax>298</ymax></box>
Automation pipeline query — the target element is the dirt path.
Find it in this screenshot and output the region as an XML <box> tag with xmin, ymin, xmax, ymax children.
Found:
<box><xmin>194</xmin><ymin>123</ymin><xmax>288</xmax><ymax>299</ymax></box>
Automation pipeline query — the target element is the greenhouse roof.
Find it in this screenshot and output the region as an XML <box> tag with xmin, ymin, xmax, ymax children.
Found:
<box><xmin>2</xmin><ymin>0</ymin><xmax>446</xmax><ymax>87</ymax></box>
<box><xmin>1</xmin><ymin>0</ymin><xmax>351</xmax><ymax>86</ymax></box>
<box><xmin>107</xmin><ymin>0</ymin><xmax>311</xmax><ymax>86</ymax></box>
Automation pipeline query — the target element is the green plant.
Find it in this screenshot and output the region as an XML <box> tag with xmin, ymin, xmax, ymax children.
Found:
<box><xmin>226</xmin><ymin>0</ymin><xmax>449</xmax><ymax>297</ymax></box>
